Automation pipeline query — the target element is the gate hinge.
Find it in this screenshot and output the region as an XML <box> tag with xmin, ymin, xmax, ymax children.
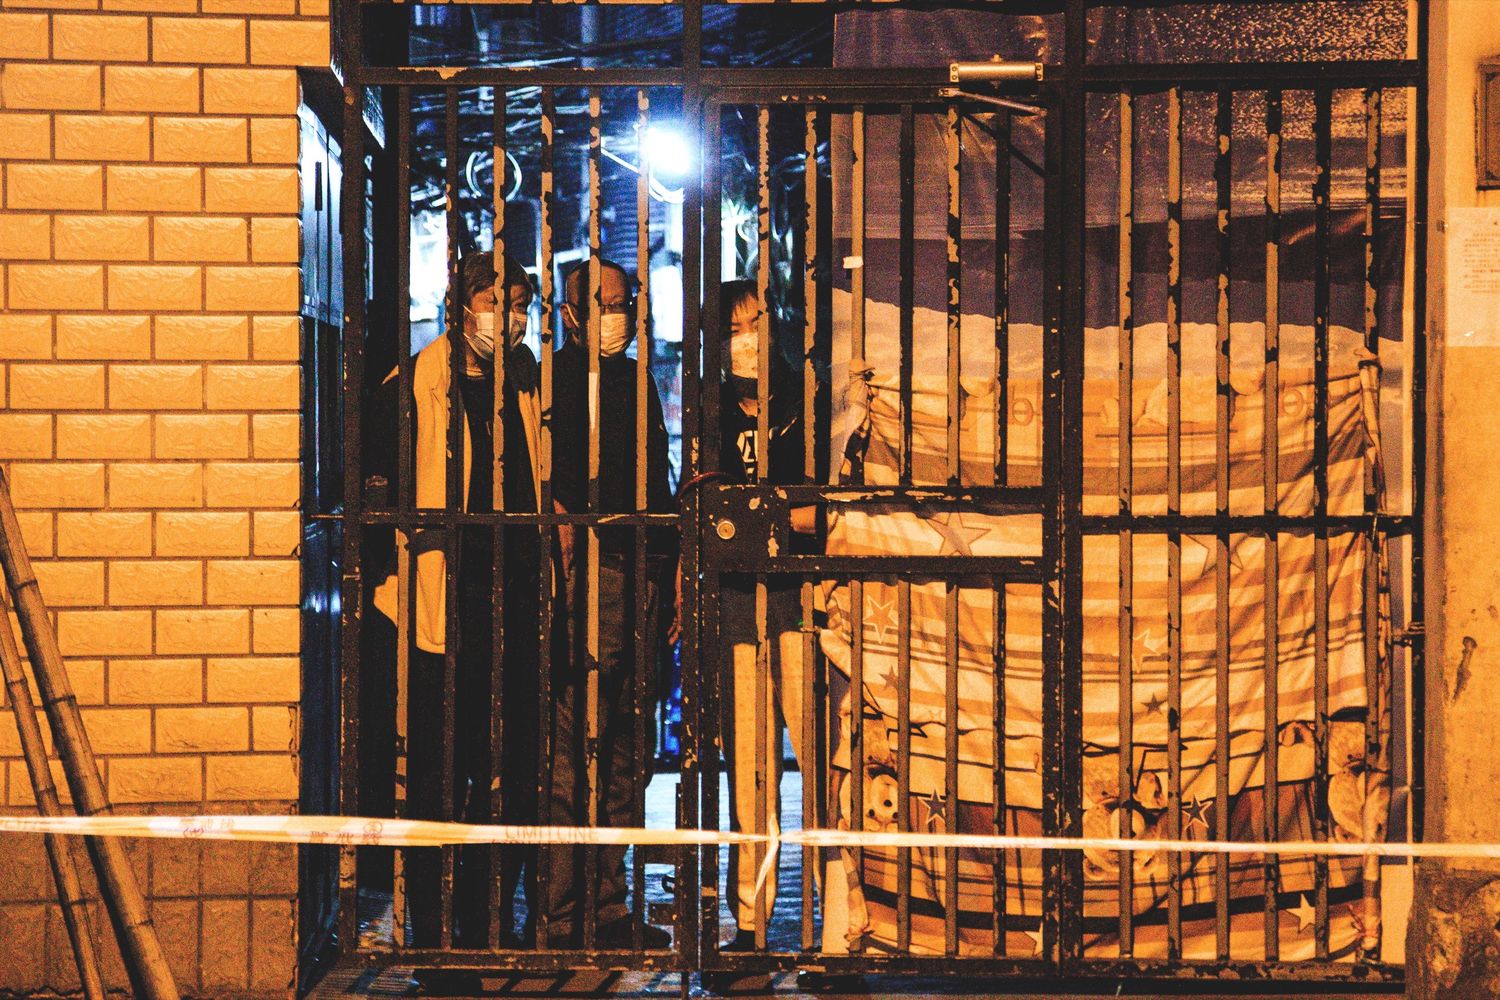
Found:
<box><xmin>1395</xmin><ymin>621</ymin><xmax>1425</xmax><ymax>647</ymax></box>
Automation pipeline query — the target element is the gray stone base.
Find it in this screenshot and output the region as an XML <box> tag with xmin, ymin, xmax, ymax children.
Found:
<box><xmin>1408</xmin><ymin>863</ymin><xmax>1500</xmax><ymax>999</ymax></box>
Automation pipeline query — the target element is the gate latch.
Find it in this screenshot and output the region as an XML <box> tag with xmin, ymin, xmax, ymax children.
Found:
<box><xmin>704</xmin><ymin>487</ymin><xmax>790</xmax><ymax>570</ymax></box>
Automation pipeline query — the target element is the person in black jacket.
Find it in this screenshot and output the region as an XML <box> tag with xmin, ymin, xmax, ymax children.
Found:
<box><xmin>363</xmin><ymin>250</ymin><xmax>557</xmax><ymax>947</ymax></box>
<box><xmin>712</xmin><ymin>280</ymin><xmax>850</xmax><ymax>955</ymax></box>
<box><xmin>546</xmin><ymin>258</ymin><xmax>676</xmax><ymax>947</ymax></box>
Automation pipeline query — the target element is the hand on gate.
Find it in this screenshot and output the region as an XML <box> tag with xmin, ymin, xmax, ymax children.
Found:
<box><xmin>555</xmin><ymin>499</ymin><xmax>578</xmax><ymax>607</ymax></box>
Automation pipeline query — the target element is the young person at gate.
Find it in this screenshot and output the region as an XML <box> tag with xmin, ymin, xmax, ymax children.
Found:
<box><xmin>366</xmin><ymin>250</ymin><xmax>564</xmax><ymax>947</ymax></box>
<box><xmin>713</xmin><ymin>280</ymin><xmax>848</xmax><ymax>958</ymax></box>
<box><xmin>544</xmin><ymin>258</ymin><xmax>676</xmax><ymax>947</ymax></box>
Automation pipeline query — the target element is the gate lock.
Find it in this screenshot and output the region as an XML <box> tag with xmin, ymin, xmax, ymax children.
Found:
<box><xmin>704</xmin><ymin>486</ymin><xmax>791</xmax><ymax>571</ymax></box>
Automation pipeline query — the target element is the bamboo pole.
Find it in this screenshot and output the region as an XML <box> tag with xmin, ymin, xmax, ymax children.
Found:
<box><xmin>0</xmin><ymin>469</ymin><xmax>180</xmax><ymax>1000</ymax></box>
<box><xmin>0</xmin><ymin>584</ymin><xmax>106</xmax><ymax>1000</ymax></box>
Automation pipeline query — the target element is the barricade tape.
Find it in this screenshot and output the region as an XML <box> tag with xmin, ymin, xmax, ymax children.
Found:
<box><xmin>2</xmin><ymin>813</ymin><xmax>1497</xmax><ymax>860</ymax></box>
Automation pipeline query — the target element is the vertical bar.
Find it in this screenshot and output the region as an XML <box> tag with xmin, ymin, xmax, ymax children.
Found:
<box><xmin>632</xmin><ymin>85</ymin><xmax>652</xmax><ymax>951</ymax></box>
<box><xmin>1262</xmin><ymin>87</ymin><xmax>1283</xmax><ymax>964</ymax></box>
<box><xmin>1213</xmin><ymin>86</ymin><xmax>1233</xmax><ymax>961</ymax></box>
<box><xmin>678</xmin><ymin>6</ymin><xmax>705</xmax><ymax>966</ymax></box>
<box><xmin>945</xmin><ymin>101</ymin><xmax>962</xmax><ymax>486</ymax></box>
<box><xmin>584</xmin><ymin>86</ymin><xmax>604</xmax><ymax>953</ymax></box>
<box><xmin>848</xmin><ymin>576</ymin><xmax>865</xmax><ymax>953</ymax></box>
<box><xmin>1115</xmin><ymin>86</ymin><xmax>1135</xmax><ymax>957</ymax></box>
<box><xmin>898</xmin><ymin>104</ymin><xmax>915</xmax><ymax>485</ymax></box>
<box><xmin>800</xmin><ymin>104</ymin><xmax>819</xmax><ymax>955</ymax></box>
<box><xmin>1164</xmin><ymin>84</ymin><xmax>1184</xmax><ymax>961</ymax></box>
<box><xmin>995</xmin><ymin>110</ymin><xmax>1011</xmax><ymax>485</ymax></box>
<box><xmin>1312</xmin><ymin>83</ymin><xmax>1333</xmax><ymax>961</ymax></box>
<box><xmin>753</xmin><ymin>102</ymin><xmax>772</xmax><ymax>954</ymax></box>
<box><xmin>942</xmin><ymin>99</ymin><xmax>962</xmax><ymax>958</ymax></box>
<box><xmin>440</xmin><ymin>86</ymin><xmax>461</xmax><ymax>950</ymax></box>
<box><xmin>335</xmin><ymin>32</ymin><xmax>367</xmax><ymax>960</ymax></box>
<box><xmin>1360</xmin><ymin>85</ymin><xmax>1383</xmax><ymax>961</ymax></box>
<box><xmin>943</xmin><ymin>580</ymin><xmax>960</xmax><ymax>956</ymax></box>
<box><xmin>1409</xmin><ymin>0</ymin><xmax>1429</xmax><ymax>850</ymax></box>
<box><xmin>535</xmin><ymin>85</ymin><xmax>557</xmax><ymax>951</ymax></box>
<box><xmin>1051</xmin><ymin>0</ymin><xmax>1089</xmax><ymax>966</ymax></box>
<box><xmin>392</xmin><ymin>87</ymin><xmax>414</xmax><ymax>951</ymax></box>
<box><xmin>991</xmin><ymin>584</ymin><xmax>1007</xmax><ymax>955</ymax></box>
<box><xmin>851</xmin><ymin>109</ymin><xmax>867</xmax><ymax>392</ymax></box>
<box><xmin>696</xmin><ymin>92</ymin><xmax>721</xmax><ymax>968</ymax></box>
<box><xmin>488</xmin><ymin>86</ymin><xmax>509</xmax><ymax>953</ymax></box>
<box><xmin>896</xmin><ymin>577</ymin><xmax>913</xmax><ymax>953</ymax></box>
<box><xmin>993</xmin><ymin>101</ymin><xmax>1013</xmax><ymax>957</ymax></box>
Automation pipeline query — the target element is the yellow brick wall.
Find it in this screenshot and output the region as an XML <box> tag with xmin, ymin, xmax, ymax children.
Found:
<box><xmin>1</xmin><ymin>0</ymin><xmax>326</xmax><ymax>992</ymax></box>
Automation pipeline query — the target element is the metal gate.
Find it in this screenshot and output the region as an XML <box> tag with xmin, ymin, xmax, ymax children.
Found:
<box><xmin>323</xmin><ymin>0</ymin><xmax>1425</xmax><ymax>986</ymax></box>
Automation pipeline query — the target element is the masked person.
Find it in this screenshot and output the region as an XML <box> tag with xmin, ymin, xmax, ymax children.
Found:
<box><xmin>367</xmin><ymin>250</ymin><xmax>554</xmax><ymax>947</ymax></box>
<box><xmin>544</xmin><ymin>259</ymin><xmax>675</xmax><ymax>947</ymax></box>
<box><xmin>710</xmin><ymin>281</ymin><xmax>848</xmax><ymax>967</ymax></box>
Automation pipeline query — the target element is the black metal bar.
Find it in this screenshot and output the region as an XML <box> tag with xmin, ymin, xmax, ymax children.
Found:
<box><xmin>1262</xmin><ymin>86</ymin><xmax>1283</xmax><ymax>965</ymax></box>
<box><xmin>632</xmin><ymin>84</ymin><xmax>652</xmax><ymax>953</ymax></box>
<box><xmin>393</xmin><ymin>86</ymin><xmax>414</xmax><ymax>950</ymax></box>
<box><xmin>946</xmin><ymin>101</ymin><xmax>962</xmax><ymax>488</ymax></box>
<box><xmin>991</xmin><ymin>583</ymin><xmax>1007</xmax><ymax>956</ymax></box>
<box><xmin>899</xmin><ymin>104</ymin><xmax>915</xmax><ymax>487</ymax></box>
<box><xmin>895</xmin><ymin>578</ymin><xmax>912</xmax><ymax>952</ymax></box>
<box><xmin>1312</xmin><ymin>83</ymin><xmax>1333</xmax><ymax>962</ymax></box>
<box><xmin>583</xmin><ymin>86</ymin><xmax>604</xmax><ymax>954</ymax></box>
<box><xmin>1359</xmin><ymin>85</ymin><xmax>1382</xmax><ymax>962</ymax></box>
<box><xmin>995</xmin><ymin>108</ymin><xmax>1011</xmax><ymax>486</ymax></box>
<box><xmin>440</xmin><ymin>85</ymin><xmax>462</xmax><ymax>951</ymax></box>
<box><xmin>336</xmin><ymin>40</ymin><xmax>367</xmax><ymax>958</ymax></box>
<box><xmin>851</xmin><ymin>107</ymin><xmax>866</xmax><ymax>449</ymax></box>
<box><xmin>1410</xmin><ymin>0</ymin><xmax>1429</xmax><ymax>847</ymax></box>
<box><xmin>800</xmin><ymin>104</ymin><xmax>819</xmax><ymax>956</ymax></box>
<box><xmin>350</xmin><ymin>62</ymin><xmax>1419</xmax><ymax>92</ymax></box>
<box><xmin>753</xmin><ymin>102</ymin><xmax>773</xmax><ymax>954</ymax></box>
<box><xmin>1053</xmin><ymin>0</ymin><xmax>1087</xmax><ymax>969</ymax></box>
<box><xmin>1083</xmin><ymin>60</ymin><xmax>1419</xmax><ymax>88</ymax></box>
<box><xmin>488</xmin><ymin>84</ymin><xmax>509</xmax><ymax>955</ymax></box>
<box><xmin>695</xmin><ymin>88</ymin><xmax>722</xmax><ymax>972</ymax></box>
<box><xmin>1164</xmin><ymin>83</ymin><xmax>1184</xmax><ymax>962</ymax></box>
<box><xmin>943</xmin><ymin>579</ymin><xmax>960</xmax><ymax>956</ymax></box>
<box><xmin>1115</xmin><ymin>84</ymin><xmax>1135</xmax><ymax>958</ymax></box>
<box><xmin>1213</xmin><ymin>85</ymin><xmax>1232</xmax><ymax>962</ymax></box>
<box><xmin>535</xmin><ymin>84</ymin><xmax>557</xmax><ymax>952</ymax></box>
<box><xmin>1081</xmin><ymin>513</ymin><xmax>1416</xmax><ymax>535</ymax></box>
<box><xmin>848</xmin><ymin>575</ymin><xmax>865</xmax><ymax>955</ymax></box>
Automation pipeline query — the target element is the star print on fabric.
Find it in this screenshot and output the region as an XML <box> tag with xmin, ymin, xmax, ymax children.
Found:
<box><xmin>928</xmin><ymin>512</ymin><xmax>992</xmax><ymax>557</ymax></box>
<box><xmin>876</xmin><ymin>668</ymin><xmax>901</xmax><ymax>693</ymax></box>
<box><xmin>923</xmin><ymin>789</ymin><xmax>948</xmax><ymax>825</ymax></box>
<box><xmin>1292</xmin><ymin>894</ymin><xmax>1316</xmax><ymax>933</ymax></box>
<box><xmin>1024</xmin><ymin>924</ymin><xmax>1045</xmax><ymax>957</ymax></box>
<box><xmin>1142</xmin><ymin>692</ymin><xmax>1166</xmax><ymax>715</ymax></box>
<box><xmin>865</xmin><ymin>595</ymin><xmax>898</xmax><ymax>644</ymax></box>
<box><xmin>1135</xmin><ymin>626</ymin><xmax>1168</xmax><ymax>659</ymax></box>
<box><xmin>1181</xmin><ymin>796</ymin><xmax>1210</xmax><ymax>832</ymax></box>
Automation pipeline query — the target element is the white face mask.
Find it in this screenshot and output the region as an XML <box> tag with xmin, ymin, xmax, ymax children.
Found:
<box><xmin>506</xmin><ymin>310</ymin><xmax>529</xmax><ymax>350</ymax></box>
<box><xmin>464</xmin><ymin>308</ymin><xmax>496</xmax><ymax>364</ymax></box>
<box><xmin>600</xmin><ymin>314</ymin><xmax>632</xmax><ymax>357</ymax></box>
<box><xmin>728</xmin><ymin>330</ymin><xmax>759</xmax><ymax>379</ymax></box>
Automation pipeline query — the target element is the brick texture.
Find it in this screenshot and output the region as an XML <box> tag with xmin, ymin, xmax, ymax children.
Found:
<box><xmin>0</xmin><ymin>3</ymin><xmax>312</xmax><ymax>989</ymax></box>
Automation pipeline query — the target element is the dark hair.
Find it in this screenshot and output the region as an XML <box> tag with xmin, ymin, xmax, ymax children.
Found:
<box><xmin>719</xmin><ymin>279</ymin><xmax>758</xmax><ymax>336</ymax></box>
<box><xmin>458</xmin><ymin>250</ymin><xmax>531</xmax><ymax>308</ymax></box>
<box><xmin>562</xmin><ymin>258</ymin><xmax>632</xmax><ymax>319</ymax></box>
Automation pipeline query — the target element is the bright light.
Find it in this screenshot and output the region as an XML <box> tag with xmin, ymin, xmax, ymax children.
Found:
<box><xmin>644</xmin><ymin>125</ymin><xmax>693</xmax><ymax>182</ymax></box>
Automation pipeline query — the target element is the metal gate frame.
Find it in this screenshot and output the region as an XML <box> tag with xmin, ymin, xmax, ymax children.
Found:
<box><xmin>325</xmin><ymin>0</ymin><xmax>1428</xmax><ymax>986</ymax></box>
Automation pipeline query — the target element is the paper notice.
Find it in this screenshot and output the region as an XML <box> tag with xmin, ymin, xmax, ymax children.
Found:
<box><xmin>1447</xmin><ymin>207</ymin><xmax>1500</xmax><ymax>346</ymax></box>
